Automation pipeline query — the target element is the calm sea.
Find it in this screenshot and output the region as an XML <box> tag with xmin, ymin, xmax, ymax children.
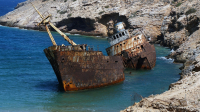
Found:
<box><xmin>0</xmin><ymin>1</ymin><xmax>182</xmax><ymax>112</ymax></box>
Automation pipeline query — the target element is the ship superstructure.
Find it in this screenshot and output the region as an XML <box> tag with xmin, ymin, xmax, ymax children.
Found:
<box><xmin>106</xmin><ymin>22</ymin><xmax>156</xmax><ymax>69</ymax></box>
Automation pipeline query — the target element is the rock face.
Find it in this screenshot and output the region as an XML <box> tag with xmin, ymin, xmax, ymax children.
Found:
<box><xmin>1</xmin><ymin>0</ymin><xmax>200</xmax><ymax>111</ymax></box>
<box><xmin>0</xmin><ymin>0</ymin><xmax>199</xmax><ymax>39</ymax></box>
<box><xmin>159</xmin><ymin>0</ymin><xmax>200</xmax><ymax>49</ymax></box>
<box><xmin>0</xmin><ymin>0</ymin><xmax>173</xmax><ymax>37</ymax></box>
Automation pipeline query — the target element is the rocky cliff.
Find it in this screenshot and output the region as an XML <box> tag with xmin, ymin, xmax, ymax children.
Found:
<box><xmin>0</xmin><ymin>0</ymin><xmax>173</xmax><ymax>37</ymax></box>
<box><xmin>0</xmin><ymin>0</ymin><xmax>199</xmax><ymax>39</ymax></box>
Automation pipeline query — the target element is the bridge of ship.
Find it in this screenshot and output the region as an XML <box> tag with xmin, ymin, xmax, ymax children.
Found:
<box><xmin>107</xmin><ymin>33</ymin><xmax>146</xmax><ymax>56</ymax></box>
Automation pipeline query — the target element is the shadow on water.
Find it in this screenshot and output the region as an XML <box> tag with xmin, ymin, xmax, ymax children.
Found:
<box><xmin>35</xmin><ymin>67</ymin><xmax>162</xmax><ymax>111</ymax></box>
<box><xmin>125</xmin><ymin>68</ymin><xmax>151</xmax><ymax>75</ymax></box>
<box><xmin>34</xmin><ymin>74</ymin><xmax>124</xmax><ymax>93</ymax></box>
<box><xmin>34</xmin><ymin>80</ymin><xmax>63</xmax><ymax>92</ymax></box>
<box><xmin>131</xmin><ymin>92</ymin><xmax>143</xmax><ymax>105</ymax></box>
<box><xmin>43</xmin><ymin>82</ymin><xmax>125</xmax><ymax>112</ymax></box>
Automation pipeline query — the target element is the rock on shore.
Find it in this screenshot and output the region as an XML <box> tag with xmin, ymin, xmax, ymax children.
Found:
<box><xmin>122</xmin><ymin>72</ymin><xmax>200</xmax><ymax>112</ymax></box>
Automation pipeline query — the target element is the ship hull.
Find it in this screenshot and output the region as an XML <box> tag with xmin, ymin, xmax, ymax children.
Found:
<box><xmin>106</xmin><ymin>34</ymin><xmax>156</xmax><ymax>69</ymax></box>
<box><xmin>118</xmin><ymin>42</ymin><xmax>156</xmax><ymax>69</ymax></box>
<box><xmin>44</xmin><ymin>45</ymin><xmax>125</xmax><ymax>91</ymax></box>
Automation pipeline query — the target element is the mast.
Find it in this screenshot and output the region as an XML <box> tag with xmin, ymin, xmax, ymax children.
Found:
<box><xmin>31</xmin><ymin>3</ymin><xmax>77</xmax><ymax>46</ymax></box>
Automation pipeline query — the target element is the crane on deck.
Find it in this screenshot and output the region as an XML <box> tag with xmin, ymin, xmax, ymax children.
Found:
<box><xmin>31</xmin><ymin>3</ymin><xmax>77</xmax><ymax>46</ymax></box>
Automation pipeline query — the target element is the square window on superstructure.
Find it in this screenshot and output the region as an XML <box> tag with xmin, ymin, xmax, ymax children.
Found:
<box><xmin>116</xmin><ymin>35</ymin><xmax>119</xmax><ymax>38</ymax></box>
<box><xmin>122</xmin><ymin>32</ymin><xmax>125</xmax><ymax>36</ymax></box>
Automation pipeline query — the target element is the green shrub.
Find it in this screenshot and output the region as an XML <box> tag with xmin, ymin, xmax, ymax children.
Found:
<box><xmin>67</xmin><ymin>14</ymin><xmax>72</xmax><ymax>17</ymax></box>
<box><xmin>129</xmin><ymin>11</ymin><xmax>137</xmax><ymax>18</ymax></box>
<box><xmin>176</xmin><ymin>2</ymin><xmax>182</xmax><ymax>7</ymax></box>
<box><xmin>59</xmin><ymin>10</ymin><xmax>67</xmax><ymax>14</ymax></box>
<box><xmin>105</xmin><ymin>5</ymin><xmax>109</xmax><ymax>8</ymax></box>
<box><xmin>64</xmin><ymin>0</ymin><xmax>67</xmax><ymax>2</ymax></box>
<box><xmin>73</xmin><ymin>0</ymin><xmax>76</xmax><ymax>1</ymax></box>
<box><xmin>99</xmin><ymin>11</ymin><xmax>105</xmax><ymax>15</ymax></box>
<box><xmin>185</xmin><ymin>8</ymin><xmax>197</xmax><ymax>15</ymax></box>
<box><xmin>42</xmin><ymin>0</ymin><xmax>49</xmax><ymax>2</ymax></box>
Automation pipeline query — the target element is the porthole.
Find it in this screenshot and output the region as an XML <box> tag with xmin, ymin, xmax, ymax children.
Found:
<box><xmin>113</xmin><ymin>36</ymin><xmax>116</xmax><ymax>39</ymax></box>
<box><xmin>122</xmin><ymin>32</ymin><xmax>125</xmax><ymax>36</ymax></box>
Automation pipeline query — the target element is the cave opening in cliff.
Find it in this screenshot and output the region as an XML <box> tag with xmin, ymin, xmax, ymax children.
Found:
<box><xmin>97</xmin><ymin>13</ymin><xmax>130</xmax><ymax>29</ymax></box>
<box><xmin>157</xmin><ymin>33</ymin><xmax>164</xmax><ymax>42</ymax></box>
<box><xmin>185</xmin><ymin>17</ymin><xmax>199</xmax><ymax>35</ymax></box>
<box><xmin>55</xmin><ymin>17</ymin><xmax>96</xmax><ymax>32</ymax></box>
<box><xmin>168</xmin><ymin>21</ymin><xmax>184</xmax><ymax>33</ymax></box>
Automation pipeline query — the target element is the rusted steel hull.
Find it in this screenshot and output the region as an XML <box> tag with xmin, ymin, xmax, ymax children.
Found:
<box><xmin>44</xmin><ymin>45</ymin><xmax>125</xmax><ymax>91</ymax></box>
<box><xmin>106</xmin><ymin>34</ymin><xmax>156</xmax><ymax>69</ymax></box>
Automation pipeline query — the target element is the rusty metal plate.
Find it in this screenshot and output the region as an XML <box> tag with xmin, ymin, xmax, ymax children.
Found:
<box><xmin>106</xmin><ymin>34</ymin><xmax>156</xmax><ymax>69</ymax></box>
<box><xmin>44</xmin><ymin>44</ymin><xmax>125</xmax><ymax>91</ymax></box>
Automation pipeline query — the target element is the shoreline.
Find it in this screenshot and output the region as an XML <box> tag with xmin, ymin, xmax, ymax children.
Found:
<box><xmin>121</xmin><ymin>73</ymin><xmax>200</xmax><ymax>112</ymax></box>
<box><xmin>0</xmin><ymin>24</ymin><xmax>107</xmax><ymax>38</ymax></box>
<box><xmin>121</xmin><ymin>29</ymin><xmax>200</xmax><ymax>112</ymax></box>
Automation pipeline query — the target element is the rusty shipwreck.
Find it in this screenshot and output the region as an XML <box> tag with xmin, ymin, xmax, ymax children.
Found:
<box><xmin>106</xmin><ymin>22</ymin><xmax>156</xmax><ymax>69</ymax></box>
<box><xmin>32</xmin><ymin>4</ymin><xmax>124</xmax><ymax>91</ymax></box>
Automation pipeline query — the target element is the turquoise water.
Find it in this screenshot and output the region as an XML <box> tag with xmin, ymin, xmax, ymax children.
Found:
<box><xmin>0</xmin><ymin>1</ymin><xmax>182</xmax><ymax>112</ymax></box>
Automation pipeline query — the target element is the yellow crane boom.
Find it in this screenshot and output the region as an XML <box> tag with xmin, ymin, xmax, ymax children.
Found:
<box><xmin>31</xmin><ymin>3</ymin><xmax>77</xmax><ymax>46</ymax></box>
